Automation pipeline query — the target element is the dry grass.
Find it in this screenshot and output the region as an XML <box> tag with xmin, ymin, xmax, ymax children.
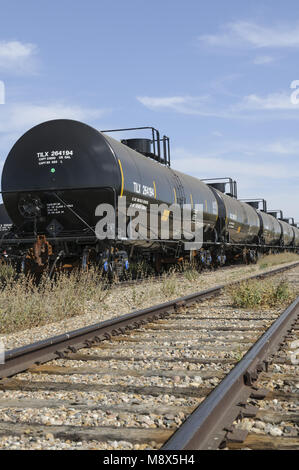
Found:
<box><xmin>227</xmin><ymin>278</ymin><xmax>295</xmax><ymax>309</ymax></box>
<box><xmin>0</xmin><ymin>263</ymin><xmax>15</xmax><ymax>284</ymax></box>
<box><xmin>127</xmin><ymin>260</ymin><xmax>155</xmax><ymax>280</ymax></box>
<box><xmin>122</xmin><ymin>285</ymin><xmax>155</xmax><ymax>310</ymax></box>
<box><xmin>160</xmin><ymin>272</ymin><xmax>178</xmax><ymax>299</ymax></box>
<box><xmin>0</xmin><ymin>268</ymin><xmax>109</xmax><ymax>334</ymax></box>
<box><xmin>0</xmin><ymin>251</ymin><xmax>298</xmax><ymax>335</ymax></box>
<box><xmin>183</xmin><ymin>266</ymin><xmax>201</xmax><ymax>282</ymax></box>
<box><xmin>258</xmin><ymin>252</ymin><xmax>299</xmax><ymax>270</ymax></box>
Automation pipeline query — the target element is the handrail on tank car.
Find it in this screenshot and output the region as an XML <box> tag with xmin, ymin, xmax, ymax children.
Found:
<box><xmin>101</xmin><ymin>126</ymin><xmax>171</xmax><ymax>166</ymax></box>
<box><xmin>239</xmin><ymin>198</ymin><xmax>267</xmax><ymax>212</ymax></box>
<box><xmin>268</xmin><ymin>209</ymin><xmax>284</xmax><ymax>220</ymax></box>
<box><xmin>200</xmin><ymin>177</ymin><xmax>238</xmax><ymax>199</ymax></box>
<box><xmin>282</xmin><ymin>217</ymin><xmax>296</xmax><ymax>226</ymax></box>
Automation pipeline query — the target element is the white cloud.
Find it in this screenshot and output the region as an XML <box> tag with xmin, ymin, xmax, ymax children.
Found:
<box><xmin>0</xmin><ymin>102</ymin><xmax>107</xmax><ymax>135</ymax></box>
<box><xmin>172</xmin><ymin>148</ymin><xmax>298</xmax><ymax>180</ymax></box>
<box><xmin>264</xmin><ymin>140</ymin><xmax>299</xmax><ymax>154</ymax></box>
<box><xmin>199</xmin><ymin>21</ymin><xmax>299</xmax><ymax>49</ymax></box>
<box><xmin>137</xmin><ymin>91</ymin><xmax>299</xmax><ymax>118</ymax></box>
<box><xmin>0</xmin><ymin>102</ymin><xmax>109</xmax><ymax>163</ymax></box>
<box><xmin>211</xmin><ymin>131</ymin><xmax>223</xmax><ymax>137</ymax></box>
<box><xmin>236</xmin><ymin>92</ymin><xmax>299</xmax><ymax>110</ymax></box>
<box><xmin>253</xmin><ymin>55</ymin><xmax>275</xmax><ymax>65</ymax></box>
<box><xmin>137</xmin><ymin>95</ymin><xmax>210</xmax><ymax>115</ymax></box>
<box><xmin>0</xmin><ymin>40</ymin><xmax>37</xmax><ymax>73</ymax></box>
<box><xmin>171</xmin><ymin>144</ymin><xmax>299</xmax><ymax>219</ymax></box>
<box><xmin>137</xmin><ymin>94</ymin><xmax>236</xmax><ymax>118</ymax></box>
<box><xmin>235</xmin><ymin>92</ymin><xmax>299</xmax><ymax>111</ymax></box>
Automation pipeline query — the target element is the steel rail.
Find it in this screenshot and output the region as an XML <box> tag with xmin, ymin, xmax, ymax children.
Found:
<box><xmin>0</xmin><ymin>285</ymin><xmax>220</xmax><ymax>379</ymax></box>
<box><xmin>162</xmin><ymin>293</ymin><xmax>299</xmax><ymax>450</ymax></box>
<box><xmin>0</xmin><ymin>262</ymin><xmax>298</xmax><ymax>382</ymax></box>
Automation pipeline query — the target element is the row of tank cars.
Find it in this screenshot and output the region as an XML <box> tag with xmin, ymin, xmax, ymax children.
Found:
<box><xmin>0</xmin><ymin>119</ymin><xmax>298</xmax><ymax>276</ymax></box>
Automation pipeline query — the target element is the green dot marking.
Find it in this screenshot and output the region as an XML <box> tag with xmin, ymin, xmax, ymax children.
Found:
<box><xmin>51</xmin><ymin>168</ymin><xmax>56</xmax><ymax>173</ymax></box>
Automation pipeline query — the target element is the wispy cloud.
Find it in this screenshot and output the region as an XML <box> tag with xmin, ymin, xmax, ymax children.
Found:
<box><xmin>236</xmin><ymin>92</ymin><xmax>299</xmax><ymax>111</ymax></box>
<box><xmin>0</xmin><ymin>102</ymin><xmax>109</xmax><ymax>161</ymax></box>
<box><xmin>211</xmin><ymin>131</ymin><xmax>223</xmax><ymax>137</ymax></box>
<box><xmin>253</xmin><ymin>55</ymin><xmax>276</xmax><ymax>65</ymax></box>
<box><xmin>199</xmin><ymin>21</ymin><xmax>299</xmax><ymax>49</ymax></box>
<box><xmin>0</xmin><ymin>102</ymin><xmax>107</xmax><ymax>135</ymax></box>
<box><xmin>172</xmin><ymin>148</ymin><xmax>299</xmax><ymax>180</ymax></box>
<box><xmin>0</xmin><ymin>40</ymin><xmax>37</xmax><ymax>74</ymax></box>
<box><xmin>137</xmin><ymin>95</ymin><xmax>233</xmax><ymax>118</ymax></box>
<box><xmin>137</xmin><ymin>95</ymin><xmax>210</xmax><ymax>114</ymax></box>
<box><xmin>171</xmin><ymin>146</ymin><xmax>299</xmax><ymax>219</ymax></box>
<box><xmin>264</xmin><ymin>140</ymin><xmax>299</xmax><ymax>155</ymax></box>
<box><xmin>137</xmin><ymin>90</ymin><xmax>299</xmax><ymax>118</ymax></box>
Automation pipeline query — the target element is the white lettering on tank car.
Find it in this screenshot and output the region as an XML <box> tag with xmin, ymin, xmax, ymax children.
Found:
<box><xmin>142</xmin><ymin>185</ymin><xmax>155</xmax><ymax>198</ymax></box>
<box><xmin>46</xmin><ymin>202</ymin><xmax>74</xmax><ymax>215</ymax></box>
<box><xmin>129</xmin><ymin>203</ymin><xmax>147</xmax><ymax>211</ymax></box>
<box><xmin>133</xmin><ymin>182</ymin><xmax>154</xmax><ymax>198</ymax></box>
<box><xmin>0</xmin><ymin>224</ymin><xmax>12</xmax><ymax>231</ymax></box>
<box><xmin>37</xmin><ymin>150</ymin><xmax>74</xmax><ymax>166</ymax></box>
<box><xmin>132</xmin><ymin>196</ymin><xmax>149</xmax><ymax>205</ymax></box>
<box><xmin>133</xmin><ymin>182</ymin><xmax>141</xmax><ymax>193</ymax></box>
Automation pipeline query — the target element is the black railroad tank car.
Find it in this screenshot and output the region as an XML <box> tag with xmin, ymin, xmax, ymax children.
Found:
<box><xmin>1</xmin><ymin>119</ymin><xmax>298</xmax><ymax>274</ymax></box>
<box><xmin>1</xmin><ymin>120</ymin><xmax>219</xmax><ymax>252</ymax></box>
<box><xmin>278</xmin><ymin>220</ymin><xmax>294</xmax><ymax>247</ymax></box>
<box><xmin>216</xmin><ymin>191</ymin><xmax>261</xmax><ymax>245</ymax></box>
<box><xmin>257</xmin><ymin>210</ymin><xmax>282</xmax><ymax>246</ymax></box>
<box><xmin>2</xmin><ymin>120</ymin><xmax>120</xmax><ymax>235</ymax></box>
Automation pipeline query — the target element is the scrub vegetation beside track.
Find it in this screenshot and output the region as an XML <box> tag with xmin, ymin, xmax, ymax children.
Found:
<box><xmin>227</xmin><ymin>278</ymin><xmax>294</xmax><ymax>309</ymax></box>
<box><xmin>0</xmin><ymin>253</ymin><xmax>299</xmax><ymax>350</ymax></box>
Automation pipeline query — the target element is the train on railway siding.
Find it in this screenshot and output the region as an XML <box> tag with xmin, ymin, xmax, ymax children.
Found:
<box><xmin>0</xmin><ymin>119</ymin><xmax>298</xmax><ymax>275</ymax></box>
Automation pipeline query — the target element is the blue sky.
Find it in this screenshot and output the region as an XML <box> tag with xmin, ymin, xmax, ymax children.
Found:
<box><xmin>0</xmin><ymin>0</ymin><xmax>299</xmax><ymax>220</ymax></box>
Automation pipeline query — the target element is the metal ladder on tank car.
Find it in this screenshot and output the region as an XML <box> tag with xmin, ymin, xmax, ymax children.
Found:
<box><xmin>171</xmin><ymin>171</ymin><xmax>186</xmax><ymax>259</ymax></box>
<box><xmin>171</xmin><ymin>171</ymin><xmax>186</xmax><ymax>207</ymax></box>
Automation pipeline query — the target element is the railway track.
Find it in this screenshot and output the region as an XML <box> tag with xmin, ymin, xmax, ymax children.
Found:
<box><xmin>226</xmin><ymin>292</ymin><xmax>299</xmax><ymax>451</ymax></box>
<box><xmin>0</xmin><ymin>263</ymin><xmax>298</xmax><ymax>450</ymax></box>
